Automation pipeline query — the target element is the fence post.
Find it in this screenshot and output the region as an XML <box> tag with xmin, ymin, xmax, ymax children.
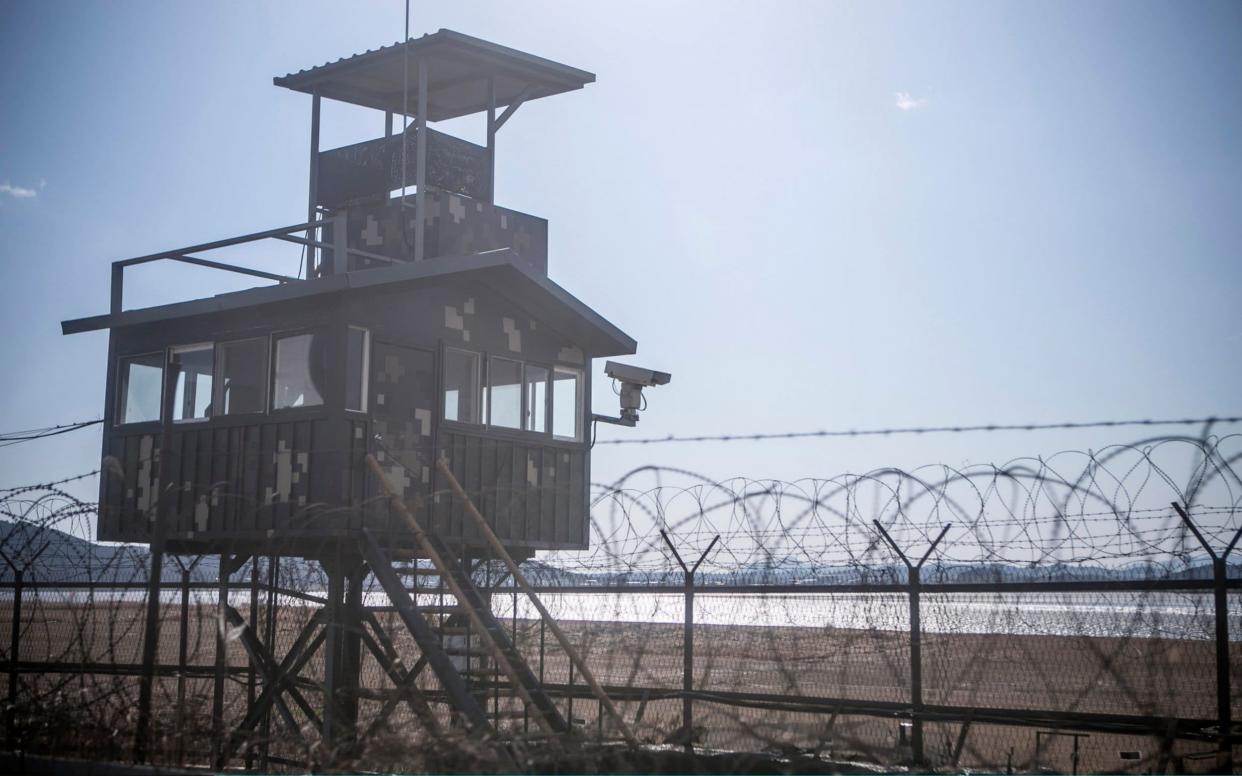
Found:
<box><xmin>211</xmin><ymin>554</ymin><xmax>230</xmax><ymax>766</ymax></box>
<box><xmin>660</xmin><ymin>530</ymin><xmax>720</xmax><ymax>753</ymax></box>
<box><xmin>1173</xmin><ymin>502</ymin><xmax>1240</xmax><ymax>773</ymax></box>
<box><xmin>1</xmin><ymin>542</ymin><xmax>44</xmax><ymax>749</ymax></box>
<box><xmin>7</xmin><ymin>567</ymin><xmax>21</xmax><ymax>745</ymax></box>
<box><xmin>176</xmin><ymin>563</ymin><xmax>191</xmax><ymax>765</ymax></box>
<box><xmin>909</xmin><ymin>562</ymin><xmax>923</xmax><ymax>763</ymax></box>
<box><xmin>260</xmin><ymin>554</ymin><xmax>279</xmax><ymax>771</ymax></box>
<box><xmin>245</xmin><ymin>560</ymin><xmax>259</xmax><ymax>770</ymax></box>
<box><xmin>875</xmin><ymin>521</ymin><xmax>950</xmax><ymax>768</ymax></box>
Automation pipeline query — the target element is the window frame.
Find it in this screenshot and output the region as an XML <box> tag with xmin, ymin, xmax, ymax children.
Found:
<box><xmin>485</xmin><ymin>355</ymin><xmax>525</xmax><ymax>430</ymax></box>
<box><xmin>551</xmin><ymin>366</ymin><xmax>584</xmax><ymax>441</ymax></box>
<box><xmin>269</xmin><ymin>328</ymin><xmax>328</xmax><ymax>413</ymax></box>
<box><xmin>345</xmin><ymin>326</ymin><xmax>371</xmax><ymax>414</ymax></box>
<box><xmin>212</xmin><ymin>336</ymin><xmax>269</xmax><ymax>418</ymax></box>
<box><xmin>115</xmin><ymin>351</ymin><xmax>167</xmax><ymax>427</ymax></box>
<box><xmin>523</xmin><ymin>362</ymin><xmax>551</xmax><ymax>434</ymax></box>
<box><xmin>442</xmin><ymin>346</ymin><xmax>482</xmax><ymax>425</ymax></box>
<box><xmin>168</xmin><ymin>342</ymin><xmax>215</xmax><ymax>424</ymax></box>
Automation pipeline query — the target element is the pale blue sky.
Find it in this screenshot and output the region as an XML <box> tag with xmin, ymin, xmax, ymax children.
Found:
<box><xmin>1</xmin><ymin>1</ymin><xmax>1240</xmax><ymax>503</ymax></box>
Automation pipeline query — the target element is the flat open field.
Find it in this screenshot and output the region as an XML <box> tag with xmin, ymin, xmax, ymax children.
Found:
<box><xmin>2</xmin><ymin>597</ymin><xmax>1239</xmax><ymax>772</ymax></box>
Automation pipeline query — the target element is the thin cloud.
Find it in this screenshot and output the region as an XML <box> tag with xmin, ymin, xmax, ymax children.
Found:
<box><xmin>895</xmin><ymin>91</ymin><xmax>929</xmax><ymax>111</ymax></box>
<box><xmin>0</xmin><ymin>181</ymin><xmax>39</xmax><ymax>199</ymax></box>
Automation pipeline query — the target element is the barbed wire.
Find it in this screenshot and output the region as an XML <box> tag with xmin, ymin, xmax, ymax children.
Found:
<box><xmin>594</xmin><ymin>414</ymin><xmax>1241</xmax><ymax>445</ymax></box>
<box><xmin>0</xmin><ymin>433</ymin><xmax>1237</xmax><ymax>772</ymax></box>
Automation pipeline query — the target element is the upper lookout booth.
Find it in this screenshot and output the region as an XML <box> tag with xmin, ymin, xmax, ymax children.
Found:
<box><xmin>60</xmin><ymin>30</ymin><xmax>637</xmax><ymax>558</ymax></box>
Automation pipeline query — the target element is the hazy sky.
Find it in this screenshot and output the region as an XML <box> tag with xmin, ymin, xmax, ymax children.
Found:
<box><xmin>1</xmin><ymin>0</ymin><xmax>1240</xmax><ymax>505</ymax></box>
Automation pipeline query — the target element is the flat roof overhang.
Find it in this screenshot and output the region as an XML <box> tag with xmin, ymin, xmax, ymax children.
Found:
<box><xmin>273</xmin><ymin>28</ymin><xmax>595</xmax><ymax>121</ymax></box>
<box><xmin>61</xmin><ymin>250</ymin><xmax>636</xmax><ymax>358</ymax></box>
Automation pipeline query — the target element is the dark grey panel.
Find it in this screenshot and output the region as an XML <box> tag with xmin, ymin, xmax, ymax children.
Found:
<box><xmin>317</xmin><ymin>128</ymin><xmax>489</xmax><ymax>206</ymax></box>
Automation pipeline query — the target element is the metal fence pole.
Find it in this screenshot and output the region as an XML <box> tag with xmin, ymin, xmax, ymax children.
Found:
<box><xmin>260</xmin><ymin>555</ymin><xmax>278</xmax><ymax>771</ymax></box>
<box><xmin>176</xmin><ymin>564</ymin><xmax>191</xmax><ymax>765</ymax></box>
<box><xmin>661</xmin><ymin>530</ymin><xmax>720</xmax><ymax>753</ymax></box>
<box><xmin>7</xmin><ymin>567</ymin><xmax>21</xmax><ymax>745</ymax></box>
<box><xmin>1213</xmin><ymin>553</ymin><xmax>1234</xmax><ymax>773</ymax></box>
<box><xmin>1173</xmin><ymin>502</ymin><xmax>1240</xmax><ymax>773</ymax></box>
<box><xmin>684</xmin><ymin>560</ymin><xmax>694</xmax><ymax>747</ymax></box>
<box><xmin>908</xmin><ymin>563</ymin><xmax>924</xmax><ymax>764</ymax></box>
<box><xmin>211</xmin><ymin>554</ymin><xmax>230</xmax><ymax>765</ymax></box>
<box><xmin>875</xmin><ymin>521</ymin><xmax>950</xmax><ymax>768</ymax></box>
<box><xmin>245</xmin><ymin>559</ymin><xmax>259</xmax><ymax>770</ymax></box>
<box><xmin>133</xmin><ymin>536</ymin><xmax>165</xmax><ymax>762</ymax></box>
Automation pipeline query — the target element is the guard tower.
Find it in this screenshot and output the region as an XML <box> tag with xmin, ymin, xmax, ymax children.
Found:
<box><xmin>63</xmin><ymin>29</ymin><xmax>637</xmax><ymax>558</ymax></box>
<box><xmin>60</xmin><ymin>30</ymin><xmax>647</xmax><ymax>758</ymax></box>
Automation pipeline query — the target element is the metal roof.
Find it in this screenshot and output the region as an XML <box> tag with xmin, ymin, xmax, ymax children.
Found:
<box><xmin>273</xmin><ymin>29</ymin><xmax>595</xmax><ymax>121</ymax></box>
<box><xmin>61</xmin><ymin>250</ymin><xmax>636</xmax><ymax>358</ymax></box>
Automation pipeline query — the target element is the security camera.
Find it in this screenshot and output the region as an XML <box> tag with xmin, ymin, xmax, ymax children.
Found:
<box><xmin>596</xmin><ymin>361</ymin><xmax>671</xmax><ymax>426</ymax></box>
<box><xmin>604</xmin><ymin>361</ymin><xmax>671</xmax><ymax>388</ymax></box>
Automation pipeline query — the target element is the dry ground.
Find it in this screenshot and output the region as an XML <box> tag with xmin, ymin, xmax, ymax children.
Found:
<box><xmin>1</xmin><ymin>598</ymin><xmax>1238</xmax><ymax>773</ymax></box>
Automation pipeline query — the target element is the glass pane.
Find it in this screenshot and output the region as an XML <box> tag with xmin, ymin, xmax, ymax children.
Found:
<box><xmin>443</xmin><ymin>348</ymin><xmax>479</xmax><ymax>423</ymax></box>
<box><xmin>346</xmin><ymin>327</ymin><xmax>369</xmax><ymax>412</ymax></box>
<box><xmin>215</xmin><ymin>338</ymin><xmax>266</xmax><ymax>415</ymax></box>
<box><xmin>273</xmin><ymin>333</ymin><xmax>325</xmax><ymax>409</ymax></box>
<box><xmin>525</xmin><ymin>365</ymin><xmax>548</xmax><ymax>433</ymax></box>
<box><xmin>489</xmin><ymin>358</ymin><xmax>522</xmax><ymax>429</ymax></box>
<box><xmin>118</xmin><ymin>353</ymin><xmax>164</xmax><ymax>424</ymax></box>
<box><xmin>171</xmin><ymin>345</ymin><xmax>213</xmax><ymax>422</ymax></box>
<box><xmin>552</xmin><ymin>368</ymin><xmax>580</xmax><ymax>439</ymax></box>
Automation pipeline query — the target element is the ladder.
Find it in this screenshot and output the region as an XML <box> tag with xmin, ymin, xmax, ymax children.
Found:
<box><xmin>362</xmin><ymin>527</ymin><xmax>568</xmax><ymax>737</ymax></box>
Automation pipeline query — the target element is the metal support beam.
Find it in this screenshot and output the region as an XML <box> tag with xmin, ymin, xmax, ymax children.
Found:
<box><xmin>307</xmin><ymin>91</ymin><xmax>321</xmax><ymax>275</ymax></box>
<box><xmin>110</xmin><ymin>263</ymin><xmax>124</xmax><ymax>315</ymax></box>
<box><xmin>217</xmin><ymin>610</ymin><xmax>327</xmax><ymax>769</ymax></box>
<box><xmin>321</xmin><ymin>558</ymin><xmax>345</xmax><ymax>749</ymax></box>
<box><xmin>486</xmin><ymin>77</ymin><xmax>496</xmax><ymax>204</ymax></box>
<box><xmin>165</xmin><ymin>254</ymin><xmax>296</xmax><ymax>284</ymax></box>
<box><xmin>489</xmin><ymin>85</ymin><xmax>535</xmax><ymax>134</ymax></box>
<box><xmin>413</xmin><ymin>59</ymin><xmax>427</xmax><ymax>262</ymax></box>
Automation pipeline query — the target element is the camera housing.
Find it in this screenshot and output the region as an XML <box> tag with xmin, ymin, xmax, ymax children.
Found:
<box><xmin>597</xmin><ymin>361</ymin><xmax>672</xmax><ymax>426</ymax></box>
<box><xmin>604</xmin><ymin>361</ymin><xmax>672</xmax><ymax>388</ymax></box>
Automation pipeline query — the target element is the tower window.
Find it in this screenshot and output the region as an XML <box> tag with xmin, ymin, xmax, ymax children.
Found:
<box><xmin>117</xmin><ymin>353</ymin><xmax>164</xmax><ymax>425</ymax></box>
<box><xmin>170</xmin><ymin>344</ymin><xmax>214</xmax><ymax>422</ymax></box>
<box><xmin>443</xmin><ymin>347</ymin><xmax>480</xmax><ymax>423</ymax></box>
<box><xmin>488</xmin><ymin>357</ymin><xmax>522</xmax><ymax>429</ymax></box>
<box><xmin>214</xmin><ymin>338</ymin><xmax>267</xmax><ymax>416</ymax></box>
<box><xmin>552</xmin><ymin>367</ymin><xmax>581</xmax><ymax>440</ymax></box>
<box><xmin>272</xmin><ymin>332</ymin><xmax>326</xmax><ymax>409</ymax></box>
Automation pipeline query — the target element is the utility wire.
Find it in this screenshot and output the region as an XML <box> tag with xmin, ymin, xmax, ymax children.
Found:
<box><xmin>0</xmin><ymin>419</ymin><xmax>103</xmax><ymax>448</ymax></box>
<box><xmin>594</xmin><ymin>415</ymin><xmax>1242</xmax><ymax>445</ymax></box>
